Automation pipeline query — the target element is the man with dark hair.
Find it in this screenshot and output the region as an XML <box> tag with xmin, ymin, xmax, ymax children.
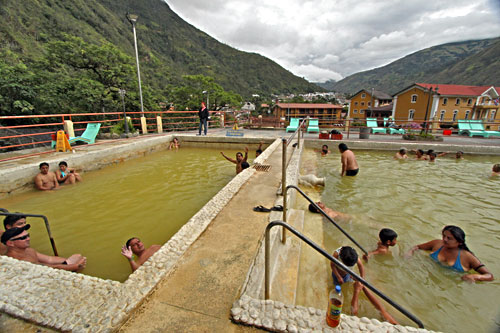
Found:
<box><xmin>363</xmin><ymin>228</ymin><xmax>398</xmax><ymax>261</ymax></box>
<box><xmin>1</xmin><ymin>224</ymin><xmax>86</xmax><ymax>272</ymax></box>
<box><xmin>338</xmin><ymin>143</ymin><xmax>359</xmax><ymax>176</ymax></box>
<box><xmin>220</xmin><ymin>147</ymin><xmax>249</xmax><ymax>174</ymax></box>
<box><xmin>34</xmin><ymin>162</ymin><xmax>59</xmax><ymax>191</ymax></box>
<box><xmin>308</xmin><ymin>202</ymin><xmax>350</xmax><ymax>222</ymax></box>
<box><xmin>1</xmin><ymin>214</ymin><xmax>28</xmax><ymax>254</ymax></box>
<box><xmin>321</xmin><ymin>144</ymin><xmax>330</xmax><ymax>156</ymax></box>
<box><xmin>331</xmin><ymin>246</ymin><xmax>397</xmax><ymax>324</ymax></box>
<box><xmin>198</xmin><ymin>101</ymin><xmax>209</xmax><ymax>136</ymax></box>
<box><xmin>121</xmin><ymin>237</ymin><xmax>161</xmax><ymax>272</ymax></box>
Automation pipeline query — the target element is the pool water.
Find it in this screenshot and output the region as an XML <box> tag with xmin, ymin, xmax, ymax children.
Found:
<box><xmin>0</xmin><ymin>147</ymin><xmax>245</xmax><ymax>281</ymax></box>
<box><xmin>297</xmin><ymin>149</ymin><xmax>500</xmax><ymax>332</ymax></box>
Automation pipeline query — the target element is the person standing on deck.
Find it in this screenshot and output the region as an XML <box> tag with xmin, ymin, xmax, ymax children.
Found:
<box><xmin>198</xmin><ymin>101</ymin><xmax>209</xmax><ymax>136</ymax></box>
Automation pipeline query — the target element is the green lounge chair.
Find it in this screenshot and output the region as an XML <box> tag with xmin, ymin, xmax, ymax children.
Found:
<box><xmin>366</xmin><ymin>118</ymin><xmax>386</xmax><ymax>134</ymax></box>
<box><xmin>458</xmin><ymin>120</ymin><xmax>487</xmax><ymax>137</ymax></box>
<box><xmin>286</xmin><ymin>118</ymin><xmax>300</xmax><ymax>132</ymax></box>
<box><xmin>383</xmin><ymin>118</ymin><xmax>406</xmax><ymax>135</ymax></box>
<box><xmin>69</xmin><ymin>123</ymin><xmax>101</xmax><ymax>145</ymax></box>
<box><xmin>469</xmin><ymin>120</ymin><xmax>500</xmax><ymax>138</ymax></box>
<box><xmin>307</xmin><ymin>118</ymin><xmax>320</xmax><ymax>133</ymax></box>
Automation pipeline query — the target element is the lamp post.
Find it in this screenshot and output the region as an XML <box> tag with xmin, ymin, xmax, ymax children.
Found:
<box><xmin>118</xmin><ymin>89</ymin><xmax>129</xmax><ymax>135</ymax></box>
<box><xmin>202</xmin><ymin>90</ymin><xmax>209</xmax><ymax>110</ymax></box>
<box><xmin>423</xmin><ymin>86</ymin><xmax>433</xmax><ymax>134</ymax></box>
<box><xmin>126</xmin><ymin>12</ymin><xmax>144</xmax><ymax>115</ymax></box>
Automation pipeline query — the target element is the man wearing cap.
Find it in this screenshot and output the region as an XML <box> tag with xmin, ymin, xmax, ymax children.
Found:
<box><xmin>120</xmin><ymin>237</ymin><xmax>161</xmax><ymax>272</ymax></box>
<box><xmin>1</xmin><ymin>214</ymin><xmax>29</xmax><ymax>255</ymax></box>
<box><xmin>1</xmin><ymin>224</ymin><xmax>86</xmax><ymax>272</ymax></box>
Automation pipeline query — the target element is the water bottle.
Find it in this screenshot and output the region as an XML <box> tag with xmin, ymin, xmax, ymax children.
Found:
<box><xmin>326</xmin><ymin>285</ymin><xmax>343</xmax><ymax>327</ymax></box>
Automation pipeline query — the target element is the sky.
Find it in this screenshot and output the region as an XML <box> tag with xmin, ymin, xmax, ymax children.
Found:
<box><xmin>165</xmin><ymin>0</ymin><xmax>500</xmax><ymax>83</ymax></box>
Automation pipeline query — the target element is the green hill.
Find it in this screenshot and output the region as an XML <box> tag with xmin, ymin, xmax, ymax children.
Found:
<box><xmin>327</xmin><ymin>37</ymin><xmax>500</xmax><ymax>95</ymax></box>
<box><xmin>0</xmin><ymin>0</ymin><xmax>318</xmax><ymax>101</ymax></box>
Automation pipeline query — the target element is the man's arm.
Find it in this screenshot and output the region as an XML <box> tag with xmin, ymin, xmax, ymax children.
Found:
<box><xmin>36</xmin><ymin>251</ymin><xmax>85</xmax><ymax>272</ymax></box>
<box><xmin>243</xmin><ymin>147</ymin><xmax>248</xmax><ymax>163</ymax></box>
<box><xmin>330</xmin><ymin>252</ymin><xmax>344</xmax><ymax>284</ymax></box>
<box><xmin>340</xmin><ymin>153</ymin><xmax>347</xmax><ymax>176</ymax></box>
<box><xmin>220</xmin><ymin>152</ymin><xmax>237</xmax><ymax>164</ymax></box>
<box><xmin>121</xmin><ymin>245</ymin><xmax>140</xmax><ymax>271</ymax></box>
<box><xmin>55</xmin><ymin>171</ymin><xmax>67</xmax><ymax>182</ymax></box>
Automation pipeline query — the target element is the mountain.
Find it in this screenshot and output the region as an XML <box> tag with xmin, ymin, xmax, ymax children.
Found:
<box><xmin>0</xmin><ymin>0</ymin><xmax>319</xmax><ymax>98</ymax></box>
<box><xmin>327</xmin><ymin>37</ymin><xmax>500</xmax><ymax>95</ymax></box>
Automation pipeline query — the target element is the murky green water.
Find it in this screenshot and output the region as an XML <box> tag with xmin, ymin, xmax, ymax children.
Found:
<box><xmin>0</xmin><ymin>147</ymin><xmax>245</xmax><ymax>282</ymax></box>
<box><xmin>299</xmin><ymin>149</ymin><xmax>500</xmax><ymax>333</ymax></box>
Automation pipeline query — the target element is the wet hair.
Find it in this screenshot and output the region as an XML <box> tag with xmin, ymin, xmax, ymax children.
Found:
<box><xmin>173</xmin><ymin>137</ymin><xmax>178</xmax><ymax>142</ymax></box>
<box><xmin>125</xmin><ymin>237</ymin><xmax>138</xmax><ymax>248</ymax></box>
<box><xmin>442</xmin><ymin>225</ymin><xmax>471</xmax><ymax>252</ymax></box>
<box><xmin>399</xmin><ymin>148</ymin><xmax>407</xmax><ymax>154</ymax></box>
<box><xmin>493</xmin><ymin>164</ymin><xmax>500</xmax><ymax>172</ymax></box>
<box><xmin>3</xmin><ymin>214</ymin><xmax>26</xmax><ymax>229</ymax></box>
<box><xmin>417</xmin><ymin>149</ymin><xmax>424</xmax><ymax>155</ymax></box>
<box><xmin>456</xmin><ymin>151</ymin><xmax>463</xmax><ymax>156</ymax></box>
<box><xmin>338</xmin><ymin>143</ymin><xmax>348</xmax><ymax>152</ymax></box>
<box><xmin>339</xmin><ymin>246</ymin><xmax>358</xmax><ymax>266</ymax></box>
<box><xmin>39</xmin><ymin>162</ymin><xmax>49</xmax><ymax>169</ymax></box>
<box><xmin>308</xmin><ymin>203</ymin><xmax>320</xmax><ymax>213</ymax></box>
<box><xmin>59</xmin><ymin>161</ymin><xmax>68</xmax><ymax>167</ymax></box>
<box><xmin>236</xmin><ymin>152</ymin><xmax>243</xmax><ymax>158</ymax></box>
<box><xmin>379</xmin><ymin>228</ymin><xmax>397</xmax><ymax>244</ymax></box>
<box><xmin>256</xmin><ymin>149</ymin><xmax>263</xmax><ymax>154</ymax></box>
<box><xmin>429</xmin><ymin>152</ymin><xmax>437</xmax><ymax>158</ymax></box>
<box><xmin>241</xmin><ymin>162</ymin><xmax>250</xmax><ymax>169</ymax></box>
<box><xmin>426</xmin><ymin>149</ymin><xmax>434</xmax><ymax>155</ymax></box>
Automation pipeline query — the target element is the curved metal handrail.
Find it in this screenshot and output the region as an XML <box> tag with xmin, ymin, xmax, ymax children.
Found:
<box><xmin>265</xmin><ymin>220</ymin><xmax>424</xmax><ymax>328</ymax></box>
<box><xmin>286</xmin><ymin>185</ymin><xmax>368</xmax><ymax>255</ymax></box>
<box><xmin>0</xmin><ymin>209</ymin><xmax>59</xmax><ymax>256</ymax></box>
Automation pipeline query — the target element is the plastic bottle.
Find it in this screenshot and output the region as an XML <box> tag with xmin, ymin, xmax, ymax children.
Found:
<box><xmin>326</xmin><ymin>285</ymin><xmax>343</xmax><ymax>327</ymax></box>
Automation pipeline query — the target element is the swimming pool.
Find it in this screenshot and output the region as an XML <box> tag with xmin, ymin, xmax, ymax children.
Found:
<box><xmin>295</xmin><ymin>149</ymin><xmax>500</xmax><ymax>332</ymax></box>
<box><xmin>0</xmin><ymin>147</ymin><xmax>247</xmax><ymax>281</ymax></box>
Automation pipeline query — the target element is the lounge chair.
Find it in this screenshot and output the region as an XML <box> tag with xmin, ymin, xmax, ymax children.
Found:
<box><xmin>69</xmin><ymin>123</ymin><xmax>101</xmax><ymax>145</ymax></box>
<box><xmin>469</xmin><ymin>120</ymin><xmax>500</xmax><ymax>138</ymax></box>
<box><xmin>366</xmin><ymin>118</ymin><xmax>386</xmax><ymax>134</ymax></box>
<box><xmin>307</xmin><ymin>118</ymin><xmax>320</xmax><ymax>133</ymax></box>
<box><xmin>457</xmin><ymin>120</ymin><xmax>487</xmax><ymax>137</ymax></box>
<box><xmin>286</xmin><ymin>118</ymin><xmax>300</xmax><ymax>132</ymax></box>
<box><xmin>384</xmin><ymin>118</ymin><xmax>406</xmax><ymax>135</ymax></box>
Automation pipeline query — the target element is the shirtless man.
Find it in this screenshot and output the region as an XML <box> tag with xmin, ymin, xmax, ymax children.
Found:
<box><xmin>121</xmin><ymin>237</ymin><xmax>161</xmax><ymax>272</ymax></box>
<box><xmin>1</xmin><ymin>214</ymin><xmax>28</xmax><ymax>255</ymax></box>
<box><xmin>394</xmin><ymin>148</ymin><xmax>408</xmax><ymax>160</ymax></box>
<box><xmin>492</xmin><ymin>164</ymin><xmax>500</xmax><ymax>176</ymax></box>
<box><xmin>220</xmin><ymin>147</ymin><xmax>248</xmax><ymax>174</ymax></box>
<box><xmin>412</xmin><ymin>149</ymin><xmax>428</xmax><ymax>160</ymax></box>
<box><xmin>309</xmin><ymin>202</ymin><xmax>350</xmax><ymax>222</ymax></box>
<box><xmin>55</xmin><ymin>161</ymin><xmax>82</xmax><ymax>185</ymax></box>
<box><xmin>321</xmin><ymin>144</ymin><xmax>330</xmax><ymax>156</ymax></box>
<box><xmin>1</xmin><ymin>224</ymin><xmax>86</xmax><ymax>272</ymax></box>
<box><xmin>34</xmin><ymin>162</ymin><xmax>59</xmax><ymax>191</ymax></box>
<box><xmin>339</xmin><ymin>143</ymin><xmax>359</xmax><ymax>176</ymax></box>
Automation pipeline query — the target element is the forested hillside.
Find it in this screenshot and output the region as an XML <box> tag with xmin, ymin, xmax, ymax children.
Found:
<box><xmin>0</xmin><ymin>0</ymin><xmax>319</xmax><ymax>116</ymax></box>
<box><xmin>325</xmin><ymin>37</ymin><xmax>500</xmax><ymax>95</ymax></box>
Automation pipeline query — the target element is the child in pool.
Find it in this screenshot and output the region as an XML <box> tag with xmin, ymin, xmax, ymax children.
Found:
<box><xmin>363</xmin><ymin>228</ymin><xmax>398</xmax><ymax>261</ymax></box>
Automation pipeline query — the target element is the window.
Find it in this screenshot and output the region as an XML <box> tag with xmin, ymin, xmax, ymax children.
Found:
<box><xmin>455</xmin><ymin>98</ymin><xmax>460</xmax><ymax>105</ymax></box>
<box><xmin>465</xmin><ymin>110</ymin><xmax>470</xmax><ymax>120</ymax></box>
<box><xmin>361</xmin><ymin>102</ymin><xmax>365</xmax><ymax>106</ymax></box>
<box><xmin>353</xmin><ymin>109</ymin><xmax>358</xmax><ymax>114</ymax></box>
<box><xmin>491</xmin><ymin>111</ymin><xmax>496</xmax><ymax>121</ymax></box>
<box><xmin>360</xmin><ymin>109</ymin><xmax>364</xmax><ymax>114</ymax></box>
<box><xmin>443</xmin><ymin>98</ymin><xmax>448</xmax><ymax>105</ymax></box>
<box><xmin>411</xmin><ymin>94</ymin><xmax>417</xmax><ymax>103</ymax></box>
<box><xmin>361</xmin><ymin>93</ymin><xmax>366</xmax><ymax>98</ymax></box>
<box><xmin>467</xmin><ymin>98</ymin><xmax>472</xmax><ymax>106</ymax></box>
<box><xmin>354</xmin><ymin>101</ymin><xmax>358</xmax><ymax>106</ymax></box>
<box><xmin>452</xmin><ymin>110</ymin><xmax>458</xmax><ymax>122</ymax></box>
<box><xmin>440</xmin><ymin>110</ymin><xmax>445</xmax><ymax>121</ymax></box>
<box><xmin>368</xmin><ymin>102</ymin><xmax>371</xmax><ymax>106</ymax></box>
<box><xmin>408</xmin><ymin>109</ymin><xmax>415</xmax><ymax>120</ymax></box>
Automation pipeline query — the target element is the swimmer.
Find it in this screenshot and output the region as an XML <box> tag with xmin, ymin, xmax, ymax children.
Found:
<box><xmin>241</xmin><ymin>161</ymin><xmax>250</xmax><ymax>170</ymax></box>
<box><xmin>256</xmin><ymin>141</ymin><xmax>263</xmax><ymax>157</ymax></box>
<box><xmin>331</xmin><ymin>246</ymin><xmax>398</xmax><ymax>324</ymax></box>
<box><xmin>221</xmin><ymin>147</ymin><xmax>248</xmax><ymax>174</ymax></box>
<box><xmin>321</xmin><ymin>144</ymin><xmax>330</xmax><ymax>156</ymax></box>
<box><xmin>1</xmin><ymin>213</ymin><xmax>28</xmax><ymax>255</ymax></box>
<box><xmin>34</xmin><ymin>162</ymin><xmax>59</xmax><ymax>191</ymax></box>
<box><xmin>394</xmin><ymin>148</ymin><xmax>408</xmax><ymax>160</ymax></box>
<box><xmin>406</xmin><ymin>225</ymin><xmax>493</xmax><ymax>282</ymax></box>
<box><xmin>1</xmin><ymin>224</ymin><xmax>86</xmax><ymax>272</ymax></box>
<box><xmin>455</xmin><ymin>151</ymin><xmax>464</xmax><ymax>159</ymax></box>
<box><xmin>299</xmin><ymin>174</ymin><xmax>325</xmax><ymax>187</ymax></box>
<box><xmin>169</xmin><ymin>137</ymin><xmax>180</xmax><ymax>150</ymax></box>
<box><xmin>428</xmin><ymin>151</ymin><xmax>446</xmax><ymax>162</ymax></box>
<box><xmin>339</xmin><ymin>143</ymin><xmax>359</xmax><ymax>176</ymax></box>
<box><xmin>412</xmin><ymin>149</ymin><xmax>428</xmax><ymax>160</ymax></box>
<box><xmin>308</xmin><ymin>202</ymin><xmax>350</xmax><ymax>222</ymax></box>
<box><xmin>363</xmin><ymin>228</ymin><xmax>398</xmax><ymax>261</ymax></box>
<box><xmin>55</xmin><ymin>161</ymin><xmax>82</xmax><ymax>185</ymax></box>
<box><xmin>121</xmin><ymin>237</ymin><xmax>161</xmax><ymax>272</ymax></box>
<box><xmin>492</xmin><ymin>163</ymin><xmax>500</xmax><ymax>176</ymax></box>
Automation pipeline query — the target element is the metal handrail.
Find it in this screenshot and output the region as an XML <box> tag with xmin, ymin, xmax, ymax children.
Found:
<box><xmin>265</xmin><ymin>220</ymin><xmax>424</xmax><ymax>328</ymax></box>
<box><xmin>0</xmin><ymin>209</ymin><xmax>58</xmax><ymax>256</ymax></box>
<box><xmin>286</xmin><ymin>185</ymin><xmax>368</xmax><ymax>256</ymax></box>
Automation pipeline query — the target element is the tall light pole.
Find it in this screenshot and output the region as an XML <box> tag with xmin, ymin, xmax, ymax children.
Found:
<box><xmin>126</xmin><ymin>12</ymin><xmax>144</xmax><ymax>115</ymax></box>
<box><xmin>118</xmin><ymin>89</ymin><xmax>129</xmax><ymax>135</ymax></box>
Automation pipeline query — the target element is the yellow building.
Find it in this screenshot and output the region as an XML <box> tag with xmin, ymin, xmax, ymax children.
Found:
<box><xmin>392</xmin><ymin>83</ymin><xmax>500</xmax><ymax>129</ymax></box>
<box><xmin>348</xmin><ymin>89</ymin><xmax>392</xmax><ymax>120</ymax></box>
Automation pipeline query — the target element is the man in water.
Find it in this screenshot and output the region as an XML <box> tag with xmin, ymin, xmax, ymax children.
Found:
<box><xmin>455</xmin><ymin>151</ymin><xmax>464</xmax><ymax>159</ymax></box>
<box><xmin>256</xmin><ymin>141</ymin><xmax>263</xmax><ymax>157</ymax></box>
<box><xmin>1</xmin><ymin>224</ymin><xmax>86</xmax><ymax>272</ymax></box>
<box><xmin>309</xmin><ymin>202</ymin><xmax>350</xmax><ymax>222</ymax></box>
<box><xmin>221</xmin><ymin>147</ymin><xmax>248</xmax><ymax>174</ymax></box>
<box><xmin>121</xmin><ymin>237</ymin><xmax>161</xmax><ymax>272</ymax></box>
<box><xmin>338</xmin><ymin>143</ymin><xmax>359</xmax><ymax>176</ymax></box>
<box><xmin>394</xmin><ymin>148</ymin><xmax>408</xmax><ymax>159</ymax></box>
<box><xmin>321</xmin><ymin>144</ymin><xmax>330</xmax><ymax>156</ymax></box>
<box><xmin>34</xmin><ymin>162</ymin><xmax>59</xmax><ymax>191</ymax></box>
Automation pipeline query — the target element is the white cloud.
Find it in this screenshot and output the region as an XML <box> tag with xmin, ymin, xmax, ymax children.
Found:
<box><xmin>165</xmin><ymin>0</ymin><xmax>500</xmax><ymax>82</ymax></box>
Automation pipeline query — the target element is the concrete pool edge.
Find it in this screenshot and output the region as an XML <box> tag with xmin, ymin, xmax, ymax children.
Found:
<box><xmin>0</xmin><ymin>137</ymin><xmax>281</xmax><ymax>332</ymax></box>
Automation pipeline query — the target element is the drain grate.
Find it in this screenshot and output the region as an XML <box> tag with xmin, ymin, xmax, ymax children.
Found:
<box><xmin>253</xmin><ymin>163</ymin><xmax>272</xmax><ymax>172</ymax></box>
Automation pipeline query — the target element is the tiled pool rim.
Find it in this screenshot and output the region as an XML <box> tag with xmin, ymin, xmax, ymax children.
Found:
<box><xmin>0</xmin><ymin>135</ymin><xmax>278</xmax><ymax>332</ymax></box>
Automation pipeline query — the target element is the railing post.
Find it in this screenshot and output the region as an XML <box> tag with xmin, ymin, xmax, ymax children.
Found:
<box><xmin>265</xmin><ymin>224</ymin><xmax>271</xmax><ymax>299</ymax></box>
<box><xmin>281</xmin><ymin>138</ymin><xmax>287</xmax><ymax>244</ymax></box>
<box><xmin>297</xmin><ymin>124</ymin><xmax>301</xmax><ymax>149</ymax></box>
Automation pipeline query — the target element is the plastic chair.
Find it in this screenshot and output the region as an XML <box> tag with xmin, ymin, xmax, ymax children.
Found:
<box><xmin>286</xmin><ymin>118</ymin><xmax>300</xmax><ymax>132</ymax></box>
<box><xmin>307</xmin><ymin>118</ymin><xmax>320</xmax><ymax>133</ymax></box>
<box><xmin>69</xmin><ymin>123</ymin><xmax>101</xmax><ymax>145</ymax></box>
<box><xmin>383</xmin><ymin>118</ymin><xmax>405</xmax><ymax>135</ymax></box>
<box><xmin>469</xmin><ymin>120</ymin><xmax>500</xmax><ymax>138</ymax></box>
<box><xmin>366</xmin><ymin>118</ymin><xmax>386</xmax><ymax>134</ymax></box>
<box><xmin>458</xmin><ymin>120</ymin><xmax>487</xmax><ymax>137</ymax></box>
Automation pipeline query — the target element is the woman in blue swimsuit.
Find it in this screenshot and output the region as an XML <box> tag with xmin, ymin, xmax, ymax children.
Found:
<box><xmin>407</xmin><ymin>225</ymin><xmax>493</xmax><ymax>282</ymax></box>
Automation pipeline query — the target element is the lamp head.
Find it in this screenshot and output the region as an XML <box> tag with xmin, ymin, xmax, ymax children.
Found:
<box><xmin>126</xmin><ymin>12</ymin><xmax>138</xmax><ymax>24</ymax></box>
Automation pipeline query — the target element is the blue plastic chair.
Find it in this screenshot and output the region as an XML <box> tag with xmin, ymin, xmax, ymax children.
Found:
<box><xmin>307</xmin><ymin>118</ymin><xmax>320</xmax><ymax>133</ymax></box>
<box><xmin>286</xmin><ymin>118</ymin><xmax>300</xmax><ymax>132</ymax></box>
<box><xmin>69</xmin><ymin>123</ymin><xmax>101</xmax><ymax>145</ymax></box>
